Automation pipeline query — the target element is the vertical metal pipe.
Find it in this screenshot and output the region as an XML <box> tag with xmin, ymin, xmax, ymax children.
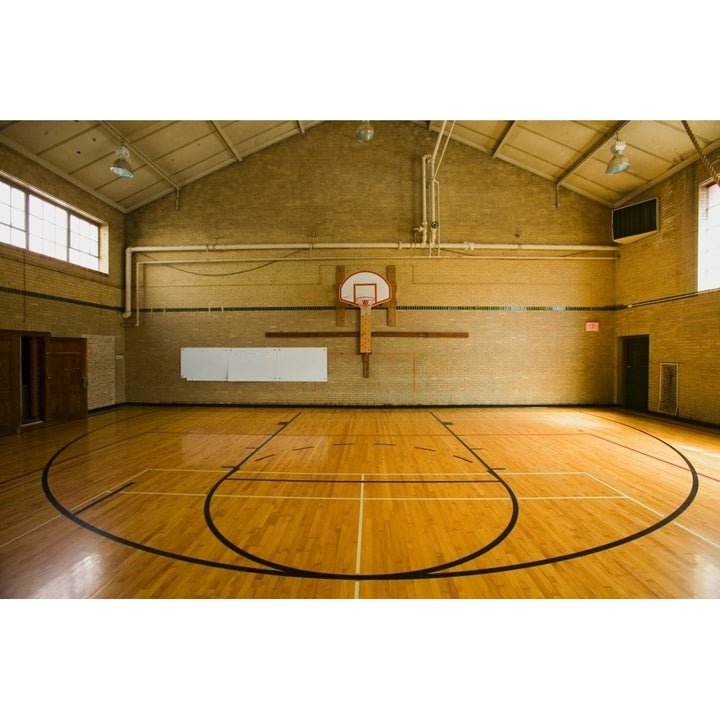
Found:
<box><xmin>421</xmin><ymin>154</ymin><xmax>429</xmax><ymax>246</ymax></box>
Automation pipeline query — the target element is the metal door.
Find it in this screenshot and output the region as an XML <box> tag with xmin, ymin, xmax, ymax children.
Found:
<box><xmin>622</xmin><ymin>335</ymin><xmax>649</xmax><ymax>411</ymax></box>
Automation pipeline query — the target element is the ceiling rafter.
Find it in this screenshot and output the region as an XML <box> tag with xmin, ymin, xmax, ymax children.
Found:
<box><xmin>210</xmin><ymin>121</ymin><xmax>243</xmax><ymax>163</ymax></box>
<box><xmin>492</xmin><ymin>121</ymin><xmax>516</xmax><ymax>158</ymax></box>
<box><xmin>555</xmin><ymin>121</ymin><xmax>630</xmax><ymax>188</ymax></box>
<box><xmin>616</xmin><ymin>136</ymin><xmax>720</xmax><ymax>207</ymax></box>
<box><xmin>99</xmin><ymin>121</ymin><xmax>180</xmax><ymax>190</ymax></box>
<box><xmin>0</xmin><ymin>133</ymin><xmax>127</xmax><ymax>214</ymax></box>
<box><xmin>3</xmin><ymin>120</ymin><xmax>719</xmax><ymax>214</ymax></box>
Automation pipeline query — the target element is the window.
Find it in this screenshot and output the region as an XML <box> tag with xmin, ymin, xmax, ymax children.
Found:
<box><xmin>698</xmin><ymin>181</ymin><xmax>720</xmax><ymax>291</ymax></box>
<box><xmin>0</xmin><ymin>178</ymin><xmax>101</xmax><ymax>271</ymax></box>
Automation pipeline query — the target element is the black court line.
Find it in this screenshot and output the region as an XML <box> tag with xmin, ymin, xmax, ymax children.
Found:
<box><xmin>423</xmin><ymin>413</ymin><xmax>700</xmax><ymax>579</ymax></box>
<box><xmin>415</xmin><ymin>447</ymin><xmax>436</xmax><ymax>452</ymax></box>
<box><xmin>453</xmin><ymin>455</ymin><xmax>473</xmax><ymax>463</ymax></box>
<box><xmin>202</xmin><ymin>413</ymin><xmax>518</xmax><ymax>580</ymax></box>
<box><xmin>41</xmin><ymin>413</ymin><xmax>301</xmax><ymax>578</ymax></box>
<box><xmin>76</xmin><ymin>482</ymin><xmax>134</xmax><ymax>514</ymax></box>
<box><xmin>40</xmin><ymin>408</ymin><xmax>701</xmax><ymax>584</ymax></box>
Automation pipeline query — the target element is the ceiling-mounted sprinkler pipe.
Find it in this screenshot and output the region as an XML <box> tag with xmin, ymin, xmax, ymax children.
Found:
<box><xmin>431</xmin><ymin>121</ymin><xmax>448</xmax><ymax>164</ymax></box>
<box><xmin>433</xmin><ymin>121</ymin><xmax>455</xmax><ymax>178</ymax></box>
<box><xmin>420</xmin><ymin>154</ymin><xmax>429</xmax><ymax>246</ymax></box>
<box><xmin>428</xmin><ymin>122</ymin><xmax>453</xmax><ymax>252</ymax></box>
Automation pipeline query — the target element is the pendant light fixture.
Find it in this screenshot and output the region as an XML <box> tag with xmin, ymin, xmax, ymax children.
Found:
<box><xmin>355</xmin><ymin>121</ymin><xmax>374</xmax><ymax>143</ymax></box>
<box><xmin>606</xmin><ymin>134</ymin><xmax>630</xmax><ymax>175</ymax></box>
<box><xmin>111</xmin><ymin>146</ymin><xmax>134</xmax><ymax>178</ymax></box>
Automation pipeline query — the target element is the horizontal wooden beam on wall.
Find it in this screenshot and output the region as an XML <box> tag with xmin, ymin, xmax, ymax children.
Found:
<box><xmin>265</xmin><ymin>331</ymin><xmax>469</xmax><ymax>338</ymax></box>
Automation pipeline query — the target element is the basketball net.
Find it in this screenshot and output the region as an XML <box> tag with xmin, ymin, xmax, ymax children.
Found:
<box><xmin>357</xmin><ymin>297</ymin><xmax>375</xmax><ymax>317</ymax></box>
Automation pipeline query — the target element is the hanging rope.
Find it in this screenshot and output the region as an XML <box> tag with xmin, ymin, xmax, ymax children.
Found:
<box><xmin>682</xmin><ymin>120</ymin><xmax>720</xmax><ymax>187</ymax></box>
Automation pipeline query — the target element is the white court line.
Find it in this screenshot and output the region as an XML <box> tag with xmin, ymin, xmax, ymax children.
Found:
<box><xmin>0</xmin><ymin>514</ymin><xmax>64</xmax><ymax>549</ymax></box>
<box><xmin>676</xmin><ymin>445</ymin><xmax>720</xmax><ymax>459</ymax></box>
<box><xmin>70</xmin><ymin>479</ymin><xmax>143</xmax><ymax>512</ymax></box>
<box><xmin>227</xmin><ymin>470</ymin><xmax>493</xmax><ymax>477</ymax></box>
<box><xmin>586</xmin><ymin>472</ymin><xmax>720</xmax><ymax>551</ymax></box>
<box><xmin>513</xmin><ymin>495</ymin><xmax>623</xmax><ymax>500</ymax></box>
<box><xmin>0</xmin><ymin>478</ymin><xmax>138</xmax><ymax>549</ymax></box>
<box><xmin>501</xmin><ymin>471</ymin><xmax>596</xmax><ymax>476</ymax></box>
<box><xmin>142</xmin><ymin>468</ymin><xmax>232</xmax><ymax>474</ymax></box>
<box><xmin>120</xmin><ymin>490</ymin><xmax>622</xmax><ymax>502</ymax></box>
<box><xmin>669</xmin><ymin>521</ymin><xmax>720</xmax><ymax>550</ymax></box>
<box><xmin>354</xmin><ymin>476</ymin><xmax>365</xmax><ymax>599</ymax></box>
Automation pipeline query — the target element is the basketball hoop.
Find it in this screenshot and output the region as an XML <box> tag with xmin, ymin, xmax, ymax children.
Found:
<box><xmin>337</xmin><ymin>270</ymin><xmax>393</xmax><ymax>375</ymax></box>
<box><xmin>357</xmin><ymin>296</ymin><xmax>375</xmax><ymax>317</ymax></box>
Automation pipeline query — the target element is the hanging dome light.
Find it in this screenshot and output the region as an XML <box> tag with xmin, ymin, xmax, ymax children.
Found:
<box><xmin>111</xmin><ymin>146</ymin><xmax>134</xmax><ymax>178</ymax></box>
<box><xmin>355</xmin><ymin>121</ymin><xmax>374</xmax><ymax>143</ymax></box>
<box><xmin>606</xmin><ymin>135</ymin><xmax>630</xmax><ymax>175</ymax></box>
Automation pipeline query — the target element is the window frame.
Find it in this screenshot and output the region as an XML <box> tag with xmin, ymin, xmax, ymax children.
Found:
<box><xmin>0</xmin><ymin>176</ymin><xmax>105</xmax><ymax>273</ymax></box>
<box><xmin>698</xmin><ymin>180</ymin><xmax>720</xmax><ymax>292</ymax></box>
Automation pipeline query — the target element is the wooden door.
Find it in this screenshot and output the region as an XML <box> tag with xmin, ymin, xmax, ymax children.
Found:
<box><xmin>623</xmin><ymin>335</ymin><xmax>649</xmax><ymax>411</ymax></box>
<box><xmin>0</xmin><ymin>330</ymin><xmax>21</xmax><ymax>435</ymax></box>
<box><xmin>44</xmin><ymin>337</ymin><xmax>88</xmax><ymax>421</ymax></box>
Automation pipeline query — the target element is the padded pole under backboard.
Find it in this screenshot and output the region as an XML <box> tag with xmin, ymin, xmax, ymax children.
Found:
<box><xmin>360</xmin><ymin>310</ymin><xmax>372</xmax><ymax>353</ymax></box>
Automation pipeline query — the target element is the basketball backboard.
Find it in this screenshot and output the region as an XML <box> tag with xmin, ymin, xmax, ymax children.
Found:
<box><xmin>339</xmin><ymin>270</ymin><xmax>392</xmax><ymax>309</ymax></box>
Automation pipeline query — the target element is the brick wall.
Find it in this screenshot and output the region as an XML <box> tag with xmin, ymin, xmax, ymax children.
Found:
<box><xmin>0</xmin><ymin>143</ymin><xmax>127</xmax><ymax>407</ymax></box>
<box><xmin>124</xmin><ymin>122</ymin><xmax>617</xmax><ymax>407</ymax></box>
<box><xmin>615</xmin><ymin>147</ymin><xmax>720</xmax><ymax>425</ymax></box>
<box><xmin>3</xmin><ymin>123</ymin><xmax>719</xmax><ymax>423</ymax></box>
<box><xmin>83</xmin><ymin>334</ymin><xmax>117</xmax><ymax>408</ymax></box>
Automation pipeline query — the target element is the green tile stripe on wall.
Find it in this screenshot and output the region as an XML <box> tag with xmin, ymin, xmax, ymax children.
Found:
<box><xmin>1</xmin><ymin>285</ymin><xmax>625</xmax><ymax>314</ymax></box>
<box><xmin>0</xmin><ymin>285</ymin><xmax>122</xmax><ymax>312</ymax></box>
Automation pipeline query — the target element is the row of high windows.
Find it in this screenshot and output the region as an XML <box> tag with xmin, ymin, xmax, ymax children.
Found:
<box><xmin>0</xmin><ymin>177</ymin><xmax>100</xmax><ymax>271</ymax></box>
<box><xmin>1</xmin><ymin>173</ymin><xmax>718</xmax><ymax>291</ymax></box>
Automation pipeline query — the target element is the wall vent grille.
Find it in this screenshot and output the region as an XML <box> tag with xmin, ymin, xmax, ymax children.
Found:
<box><xmin>658</xmin><ymin>363</ymin><xmax>679</xmax><ymax>415</ymax></box>
<box><xmin>613</xmin><ymin>198</ymin><xmax>658</xmax><ymax>244</ymax></box>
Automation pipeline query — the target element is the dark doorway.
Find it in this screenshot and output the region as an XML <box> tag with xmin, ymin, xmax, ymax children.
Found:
<box><xmin>623</xmin><ymin>335</ymin><xmax>649</xmax><ymax>411</ymax></box>
<box><xmin>0</xmin><ymin>331</ymin><xmax>20</xmax><ymax>435</ymax></box>
<box><xmin>21</xmin><ymin>336</ymin><xmax>44</xmax><ymax>424</ymax></box>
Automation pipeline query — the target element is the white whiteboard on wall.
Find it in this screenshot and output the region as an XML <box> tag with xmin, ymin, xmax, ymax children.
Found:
<box><xmin>227</xmin><ymin>348</ymin><xmax>275</xmax><ymax>381</ymax></box>
<box><xmin>181</xmin><ymin>347</ymin><xmax>327</xmax><ymax>382</ymax></box>
<box><xmin>180</xmin><ymin>347</ymin><xmax>229</xmax><ymax>381</ymax></box>
<box><xmin>277</xmin><ymin>347</ymin><xmax>327</xmax><ymax>381</ymax></box>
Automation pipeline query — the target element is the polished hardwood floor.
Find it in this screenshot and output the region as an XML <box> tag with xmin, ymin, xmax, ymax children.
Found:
<box><xmin>2</xmin><ymin>404</ymin><xmax>720</xmax><ymax>598</ymax></box>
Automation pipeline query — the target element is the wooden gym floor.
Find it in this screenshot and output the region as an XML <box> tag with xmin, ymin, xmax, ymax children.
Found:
<box><xmin>1</xmin><ymin>404</ymin><xmax>720</xmax><ymax>599</ymax></box>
